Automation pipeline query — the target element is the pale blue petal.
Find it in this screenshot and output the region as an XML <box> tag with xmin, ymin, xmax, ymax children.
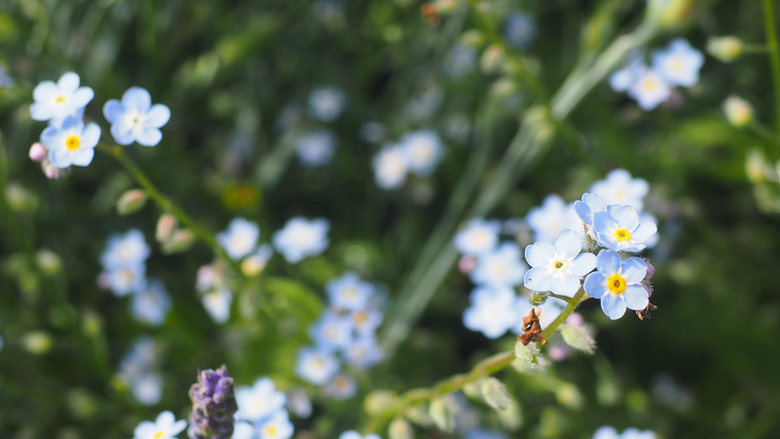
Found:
<box><xmin>551</xmin><ymin>274</ymin><xmax>580</xmax><ymax>297</ymax></box>
<box><xmin>123</xmin><ymin>87</ymin><xmax>152</xmax><ymax>111</ymax></box>
<box><xmin>111</xmin><ymin>123</ymin><xmax>135</xmax><ymax>145</ymax></box>
<box><xmin>58</xmin><ymin>72</ymin><xmax>80</xmax><ymax>92</ymax></box>
<box><xmin>593</xmin><ymin>211</ymin><xmax>618</xmax><ymax>249</ymax></box>
<box><xmin>525</xmin><ymin>241</ymin><xmax>555</xmax><ymax>268</ymax></box>
<box><xmin>40</xmin><ymin>126</ymin><xmax>59</xmax><ymax>148</ymax></box>
<box><xmin>71</xmin><ymin>87</ymin><xmax>94</xmax><ymax>108</ymax></box>
<box><xmin>553</xmin><ymin>229</ymin><xmax>582</xmax><ymax>259</ymax></box>
<box><xmin>61</xmin><ymin>115</ymin><xmax>83</xmax><ymax>131</ymax></box>
<box><xmin>569</xmin><ymin>252</ymin><xmax>597</xmax><ymax>276</ymax></box>
<box><xmin>146</xmin><ymin>104</ymin><xmax>171</xmax><ymax>128</ymax></box>
<box><xmin>136</xmin><ymin>128</ymin><xmax>163</xmax><ymax>147</ymax></box>
<box><xmin>103</xmin><ymin>100</ymin><xmax>124</xmax><ymax>123</ymax></box>
<box><xmin>524</xmin><ymin>267</ymin><xmax>552</xmax><ymax>292</ymax></box>
<box><xmin>583</xmin><ymin>272</ymin><xmax>607</xmax><ymax>298</ymax></box>
<box><xmin>612</xmin><ymin>205</ymin><xmax>639</xmax><ymax>230</ymax></box>
<box><xmin>584</xmin><ymin>192</ymin><xmax>606</xmax><ymax>211</ymax></box>
<box><xmin>621</xmin><ymin>257</ymin><xmax>648</xmax><ymax>283</ymax></box>
<box><xmin>601</xmin><ymin>293</ymin><xmax>626</xmax><ymax>320</ymax></box>
<box><xmin>623</xmin><ymin>285</ymin><xmax>649</xmax><ymax>310</ymax></box>
<box><xmin>30</xmin><ymin>103</ymin><xmax>53</xmax><ymax>121</ymax></box>
<box><xmin>81</xmin><ymin>124</ymin><xmax>101</xmax><ymax>148</ymax></box>
<box><xmin>596</xmin><ymin>249</ymin><xmax>621</xmax><ymax>274</ymax></box>
<box><xmin>33</xmin><ymin>81</ymin><xmax>58</xmax><ymax>102</ymax></box>
<box><xmin>631</xmin><ymin>221</ymin><xmax>657</xmax><ymax>244</ymax></box>
<box><xmin>574</xmin><ymin>200</ymin><xmax>593</xmax><ymax>225</ymax></box>
<box><xmin>71</xmin><ymin>148</ymin><xmax>94</xmax><ymax>166</ymax></box>
<box><xmin>49</xmin><ymin>149</ymin><xmax>72</xmax><ymax>168</ymax></box>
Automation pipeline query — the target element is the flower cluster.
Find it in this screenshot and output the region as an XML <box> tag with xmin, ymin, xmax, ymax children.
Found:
<box><xmin>372</xmin><ymin>129</ymin><xmax>445</xmax><ymax>190</ymax></box>
<box><xmin>117</xmin><ymin>336</ymin><xmax>165</xmax><ymax>405</ymax></box>
<box><xmin>592</xmin><ymin>426</ymin><xmax>657</xmax><ymax>439</ymax></box>
<box><xmin>99</xmin><ymin>229</ymin><xmax>172</xmax><ymax>326</ymax></box>
<box><xmin>609</xmin><ymin>39</ymin><xmax>704</xmax><ymax>110</ymax></box>
<box><xmin>295</xmin><ymin>272</ymin><xmax>384</xmax><ymax>398</ymax></box>
<box><xmin>455</xmin><ymin>218</ymin><xmax>567</xmax><ymax>339</ymax></box>
<box><xmin>523</xmin><ymin>169</ymin><xmax>658</xmax><ymax>321</ymax></box>
<box><xmin>233</xmin><ymin>377</ymin><xmax>294</xmax><ymax>439</ymax></box>
<box><xmin>29</xmin><ymin>72</ymin><xmax>169</xmax><ymax>175</ymax></box>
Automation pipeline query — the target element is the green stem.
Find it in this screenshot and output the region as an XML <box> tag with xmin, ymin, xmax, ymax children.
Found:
<box><xmin>366</xmin><ymin>292</ymin><xmax>587</xmax><ymax>434</ymax></box>
<box><xmin>763</xmin><ymin>0</ymin><xmax>780</xmax><ymax>140</ymax></box>
<box><xmin>98</xmin><ymin>144</ymin><xmax>240</xmax><ymax>272</ymax></box>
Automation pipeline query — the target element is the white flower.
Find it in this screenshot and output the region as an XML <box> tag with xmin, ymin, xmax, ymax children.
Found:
<box><xmin>526</xmin><ymin>195</ymin><xmax>583</xmax><ymax>243</ymax></box>
<box><xmin>325</xmin><ymin>272</ymin><xmax>375</xmax><ymax>311</ymax></box>
<box><xmin>523</xmin><ymin>229</ymin><xmax>596</xmax><ymax>297</ymax></box>
<box><xmin>401</xmin><ymin>130</ymin><xmax>444</xmax><ymax>176</ymax></box>
<box><xmin>201</xmin><ymin>288</ymin><xmax>232</xmax><ymax>324</ymax></box>
<box><xmin>651</xmin><ymin>38</ymin><xmax>704</xmax><ymax>88</ymax></box>
<box><xmin>627</xmin><ymin>67</ymin><xmax>671</xmax><ymax>110</ymax></box>
<box><xmin>589</xmin><ymin>169</ymin><xmax>650</xmax><ymax>212</ymax></box>
<box><xmin>133</xmin><ymin>411</ymin><xmax>187</xmax><ymax>439</ymax></box>
<box><xmin>469</xmin><ymin>242</ymin><xmax>527</xmax><ymax>288</ymax></box>
<box><xmin>463</xmin><ymin>286</ymin><xmax>523</xmax><ymax>339</ymax></box>
<box><xmin>454</xmin><ymin>218</ymin><xmax>502</xmax><ymax>256</ymax></box>
<box><xmin>103</xmin><ymin>86</ymin><xmax>171</xmax><ymax>146</ymax></box>
<box><xmin>130</xmin><ymin>279</ymin><xmax>172</xmax><ymax>326</ymax></box>
<box><xmin>323</xmin><ymin>373</ymin><xmax>358</xmax><ymax>400</ymax></box>
<box><xmin>372</xmin><ymin>144</ymin><xmax>408</xmax><ymax>190</ymax></box>
<box><xmin>296</xmin><ymin>129</ymin><xmax>337</xmax><ymax>167</ymax></box>
<box><xmin>295</xmin><ymin>347</ymin><xmax>339</xmax><ymax>385</ymax></box>
<box><xmin>308</xmin><ymin>86</ymin><xmax>346</xmax><ymax>121</ymax></box>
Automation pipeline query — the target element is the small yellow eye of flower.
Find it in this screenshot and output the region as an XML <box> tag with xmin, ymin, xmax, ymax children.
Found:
<box><xmin>55</xmin><ymin>95</ymin><xmax>66</xmax><ymax>104</ymax></box>
<box><xmin>65</xmin><ymin>135</ymin><xmax>81</xmax><ymax>151</ymax></box>
<box><xmin>607</xmin><ymin>274</ymin><xmax>626</xmax><ymax>294</ymax></box>
<box><xmin>642</xmin><ymin>77</ymin><xmax>657</xmax><ymax>92</ymax></box>
<box><xmin>154</xmin><ymin>432</ymin><xmax>165</xmax><ymax>439</ymax></box>
<box><xmin>614</xmin><ymin>228</ymin><xmax>631</xmax><ymax>242</ymax></box>
<box><xmin>554</xmin><ymin>261</ymin><xmax>563</xmax><ymax>269</ymax></box>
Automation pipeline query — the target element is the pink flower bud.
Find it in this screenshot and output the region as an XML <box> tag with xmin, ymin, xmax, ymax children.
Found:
<box><xmin>29</xmin><ymin>143</ymin><xmax>47</xmax><ymax>162</ymax></box>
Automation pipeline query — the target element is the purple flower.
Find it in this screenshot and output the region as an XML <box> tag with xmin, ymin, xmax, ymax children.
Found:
<box><xmin>188</xmin><ymin>365</ymin><xmax>238</xmax><ymax>439</ymax></box>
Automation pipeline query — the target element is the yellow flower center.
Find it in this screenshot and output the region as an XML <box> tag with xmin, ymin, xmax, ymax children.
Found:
<box><xmin>55</xmin><ymin>95</ymin><xmax>66</xmax><ymax>104</ymax></box>
<box><xmin>554</xmin><ymin>261</ymin><xmax>563</xmax><ymax>269</ymax></box>
<box><xmin>614</xmin><ymin>228</ymin><xmax>631</xmax><ymax>242</ymax></box>
<box><xmin>154</xmin><ymin>432</ymin><xmax>164</xmax><ymax>439</ymax></box>
<box><xmin>267</xmin><ymin>427</ymin><xmax>277</xmax><ymax>435</ymax></box>
<box><xmin>607</xmin><ymin>274</ymin><xmax>626</xmax><ymax>294</ymax></box>
<box><xmin>65</xmin><ymin>135</ymin><xmax>81</xmax><ymax>151</ymax></box>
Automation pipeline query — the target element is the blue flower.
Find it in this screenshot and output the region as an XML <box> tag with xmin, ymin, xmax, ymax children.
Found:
<box><xmin>217</xmin><ymin>217</ymin><xmax>260</xmax><ymax>260</ymax></box>
<box><xmin>651</xmin><ymin>38</ymin><xmax>704</xmax><ymax>88</ymax></box>
<box><xmin>626</xmin><ymin>66</ymin><xmax>671</xmax><ymax>110</ymax></box>
<box><xmin>574</xmin><ymin>192</ymin><xmax>608</xmax><ymax>226</ymax></box>
<box><xmin>40</xmin><ymin>115</ymin><xmax>101</xmax><ymax>168</ymax></box>
<box><xmin>504</xmin><ymin>12</ymin><xmax>537</xmax><ymax>49</ymax></box>
<box><xmin>523</xmin><ymin>229</ymin><xmax>596</xmax><ymax>297</ymax></box>
<box><xmin>272</xmin><ymin>217</ymin><xmax>329</xmax><ymax>263</ymax></box>
<box><xmin>308</xmin><ymin>86</ymin><xmax>346</xmax><ymax>122</ymax></box>
<box><xmin>235</xmin><ymin>377</ymin><xmax>287</xmax><ymax>422</ymax></box>
<box><xmin>30</xmin><ymin>72</ymin><xmax>94</xmax><ymax>122</ymax></box>
<box><xmin>130</xmin><ymin>279</ymin><xmax>172</xmax><ymax>326</ymax></box>
<box><xmin>372</xmin><ymin>143</ymin><xmax>408</xmax><ymax>190</ymax></box>
<box><xmin>101</xmin><ymin>229</ymin><xmax>150</xmax><ymax>270</ymax></box>
<box><xmin>0</xmin><ymin>65</ymin><xmax>15</xmax><ymax>88</ymax></box>
<box><xmin>584</xmin><ymin>250</ymin><xmax>649</xmax><ymax>320</ymax></box>
<box><xmin>593</xmin><ymin>205</ymin><xmax>657</xmax><ymax>253</ymax></box>
<box><xmin>469</xmin><ymin>242</ymin><xmax>527</xmax><ymax>288</ymax></box>
<box><xmin>104</xmin><ymin>263</ymin><xmax>147</xmax><ymax>297</ymax></box>
<box><xmin>295</xmin><ymin>347</ymin><xmax>339</xmax><ymax>385</ymax></box>
<box><xmin>308</xmin><ymin>311</ymin><xmax>354</xmax><ymax>350</ymax></box>
<box><xmin>454</xmin><ymin>218</ymin><xmax>503</xmax><ymax>256</ymax></box>
<box><xmin>103</xmin><ymin>87</ymin><xmax>171</xmax><ymax>146</ymax></box>
<box><xmin>589</xmin><ymin>169</ymin><xmax>649</xmax><ymax>212</ymax></box>
<box><xmin>462</xmin><ymin>286</ymin><xmax>523</xmax><ymax>339</ymax></box>
<box><xmin>609</xmin><ymin>54</ymin><xmax>645</xmax><ymax>92</ymax></box>
<box><xmin>296</xmin><ymin>129</ymin><xmax>337</xmax><ymax>167</ymax></box>
<box><xmin>526</xmin><ymin>194</ymin><xmax>582</xmax><ymax>243</ymax></box>
<box><xmin>343</xmin><ymin>335</ymin><xmax>384</xmax><ymax>370</ymax></box>
<box><xmin>323</xmin><ymin>372</ymin><xmax>358</xmax><ymax>400</ymax></box>
<box><xmin>338</xmin><ymin>431</ymin><xmax>380</xmax><ymax>439</ymax></box>
<box><xmin>325</xmin><ymin>272</ymin><xmax>375</xmax><ymax>311</ymax></box>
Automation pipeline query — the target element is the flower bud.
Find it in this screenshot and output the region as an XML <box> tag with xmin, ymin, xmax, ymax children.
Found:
<box><xmin>723</xmin><ymin>95</ymin><xmax>754</xmax><ymax>127</ymax></box>
<box><xmin>116</xmin><ymin>189</ymin><xmax>147</xmax><ymax>215</ymax></box>
<box><xmin>646</xmin><ymin>0</ymin><xmax>695</xmax><ymax>29</ymax></box>
<box><xmin>496</xmin><ymin>397</ymin><xmax>523</xmax><ymax>430</ymax></box>
<box><xmin>44</xmin><ymin>163</ymin><xmax>66</xmax><ymax>179</ymax></box>
<box><xmin>480</xmin><ymin>377</ymin><xmax>510</xmax><ymax>411</ymax></box>
<box><xmin>29</xmin><ymin>142</ymin><xmax>47</xmax><ymax>162</ymax></box>
<box><xmin>188</xmin><ymin>365</ymin><xmax>237</xmax><ymax>439</ymax></box>
<box><xmin>162</xmin><ymin>229</ymin><xmax>195</xmax><ymax>254</ymax></box>
<box><xmin>364</xmin><ymin>390</ymin><xmax>400</xmax><ymax>417</ymax></box>
<box><xmin>389</xmin><ymin>418</ymin><xmax>414</xmax><ymax>439</ymax></box>
<box><xmin>156</xmin><ymin>214</ymin><xmax>178</xmax><ymax>243</ymax></box>
<box><xmin>480</xmin><ymin>44</ymin><xmax>505</xmax><ymax>74</ymax></box>
<box><xmin>707</xmin><ymin>36</ymin><xmax>743</xmax><ymax>62</ymax></box>
<box><xmin>429</xmin><ymin>396</ymin><xmax>456</xmax><ymax>432</ymax></box>
<box><xmin>36</xmin><ymin>249</ymin><xmax>62</xmax><ymax>275</ymax></box>
<box><xmin>560</xmin><ymin>323</ymin><xmax>596</xmax><ymax>354</ymax></box>
<box><xmin>23</xmin><ymin>330</ymin><xmax>52</xmax><ymax>354</ymax></box>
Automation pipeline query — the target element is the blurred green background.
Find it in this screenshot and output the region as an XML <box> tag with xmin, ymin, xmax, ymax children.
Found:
<box><xmin>1</xmin><ymin>0</ymin><xmax>780</xmax><ymax>438</ymax></box>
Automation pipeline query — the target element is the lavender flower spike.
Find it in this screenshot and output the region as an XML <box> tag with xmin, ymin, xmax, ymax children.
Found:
<box><xmin>188</xmin><ymin>365</ymin><xmax>238</xmax><ymax>439</ymax></box>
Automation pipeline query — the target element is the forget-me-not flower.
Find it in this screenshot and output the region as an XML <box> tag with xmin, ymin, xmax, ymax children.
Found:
<box><xmin>217</xmin><ymin>217</ymin><xmax>260</xmax><ymax>260</ymax></box>
<box><xmin>130</xmin><ymin>279</ymin><xmax>172</xmax><ymax>326</ymax></box>
<box><xmin>31</xmin><ymin>72</ymin><xmax>94</xmax><ymax>122</ymax></box>
<box><xmin>272</xmin><ymin>217</ymin><xmax>329</xmax><ymax>263</ymax></box>
<box><xmin>372</xmin><ymin>143</ymin><xmax>408</xmax><ymax>190</ymax></box>
<box><xmin>133</xmin><ymin>411</ymin><xmax>187</xmax><ymax>439</ymax></box>
<box><xmin>308</xmin><ymin>86</ymin><xmax>346</xmax><ymax>122</ymax></box>
<box><xmin>469</xmin><ymin>242</ymin><xmax>527</xmax><ymax>288</ymax></box>
<box><xmin>295</xmin><ymin>347</ymin><xmax>339</xmax><ymax>385</ymax></box>
<box><xmin>296</xmin><ymin>129</ymin><xmax>337</xmax><ymax>167</ymax></box>
<box><xmin>343</xmin><ymin>335</ymin><xmax>384</xmax><ymax>370</ymax></box>
<box><xmin>526</xmin><ymin>194</ymin><xmax>583</xmax><ymax>243</ymax></box>
<box><xmin>593</xmin><ymin>205</ymin><xmax>657</xmax><ymax>253</ymax></box>
<box><xmin>584</xmin><ymin>250</ymin><xmax>649</xmax><ymax>320</ymax></box>
<box><xmin>325</xmin><ymin>272</ymin><xmax>374</xmax><ymax>311</ymax></box>
<box><xmin>103</xmin><ymin>86</ymin><xmax>171</xmax><ymax>146</ymax></box>
<box><xmin>308</xmin><ymin>311</ymin><xmax>354</xmax><ymax>350</ymax></box>
<box><xmin>40</xmin><ymin>115</ymin><xmax>101</xmax><ymax>168</ymax></box>
<box><xmin>523</xmin><ymin>229</ymin><xmax>597</xmax><ymax>297</ymax></box>
<box><xmin>235</xmin><ymin>377</ymin><xmax>287</xmax><ymax>422</ymax></box>
<box><xmin>574</xmin><ymin>192</ymin><xmax>608</xmax><ymax>226</ymax></box>
<box><xmin>463</xmin><ymin>286</ymin><xmax>523</xmax><ymax>339</ymax></box>
<box><xmin>589</xmin><ymin>169</ymin><xmax>650</xmax><ymax>212</ymax></box>
<box><xmin>101</xmin><ymin>229</ymin><xmax>150</xmax><ymax>270</ymax></box>
<box><xmin>338</xmin><ymin>431</ymin><xmax>380</xmax><ymax>439</ymax></box>
<box><xmin>609</xmin><ymin>54</ymin><xmax>645</xmax><ymax>93</ymax></box>
<box><xmin>454</xmin><ymin>218</ymin><xmax>502</xmax><ymax>256</ymax></box>
<box><xmin>504</xmin><ymin>12</ymin><xmax>537</xmax><ymax>49</ymax></box>
<box><xmin>105</xmin><ymin>263</ymin><xmax>147</xmax><ymax>297</ymax></box>
<box><xmin>651</xmin><ymin>38</ymin><xmax>704</xmax><ymax>88</ymax></box>
<box><xmin>627</xmin><ymin>66</ymin><xmax>671</xmax><ymax>110</ymax></box>
<box><xmin>323</xmin><ymin>373</ymin><xmax>358</xmax><ymax>400</ymax></box>
<box><xmin>401</xmin><ymin>129</ymin><xmax>444</xmax><ymax>176</ymax></box>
